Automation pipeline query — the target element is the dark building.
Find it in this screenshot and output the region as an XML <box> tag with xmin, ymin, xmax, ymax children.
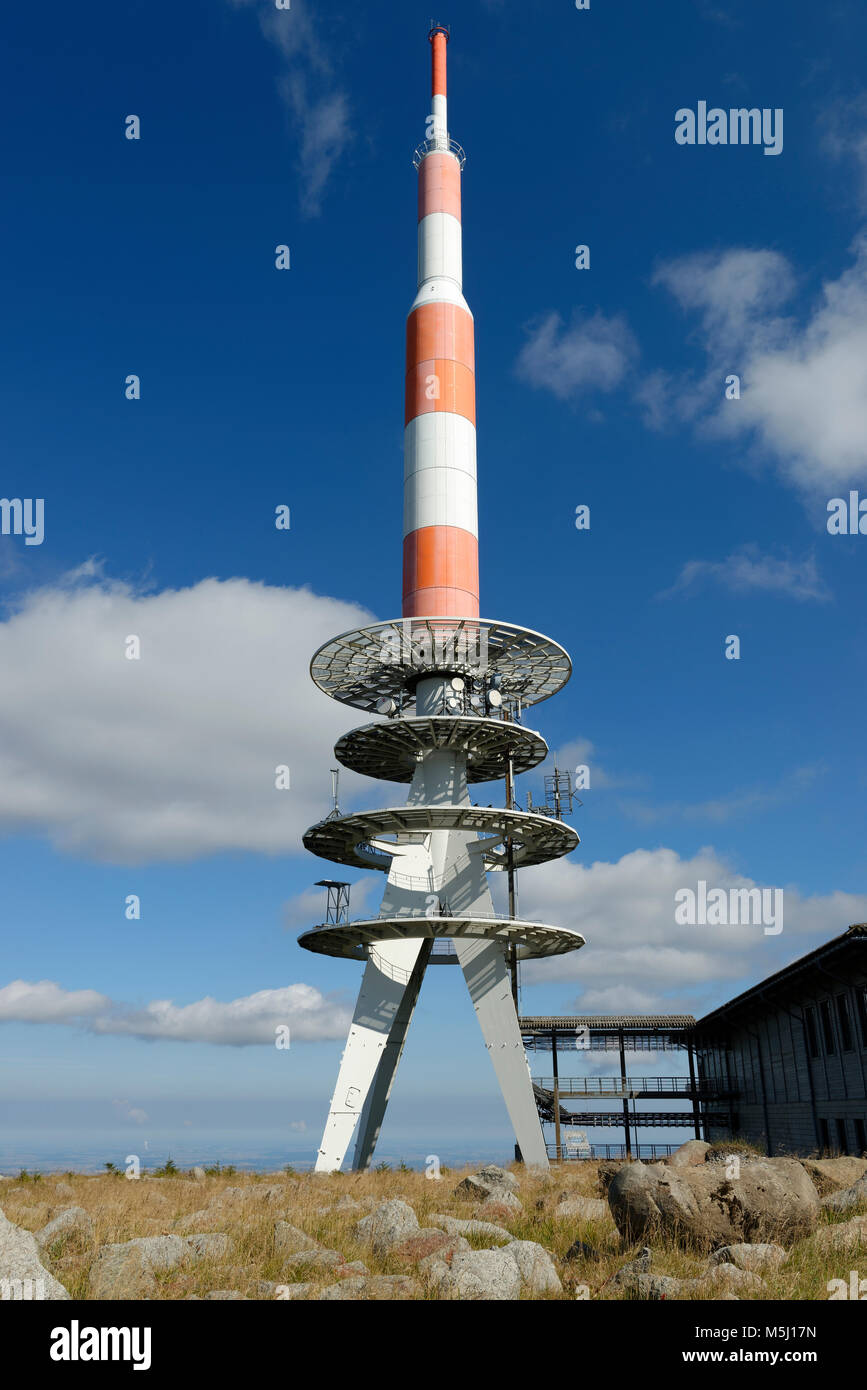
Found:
<box><xmin>695</xmin><ymin>924</ymin><xmax>867</xmax><ymax>1157</ymax></box>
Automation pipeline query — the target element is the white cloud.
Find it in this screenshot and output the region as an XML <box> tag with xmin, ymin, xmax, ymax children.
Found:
<box><xmin>652</xmin><ymin>248</ymin><xmax>795</xmax><ymax>354</ymax></box>
<box><xmin>0</xmin><ymin>567</ymin><xmax>373</xmax><ymax>862</ymax></box>
<box><xmin>90</xmin><ymin>983</ymin><xmax>350</xmax><ymax>1045</ymax></box>
<box><xmin>228</xmin><ymin>0</ymin><xmax>352</xmax><ymax>216</ymax></box>
<box><xmin>651</xmin><ymin>239</ymin><xmax>867</xmax><ymax>495</ymax></box>
<box><xmin>515</xmin><ymin>310</ymin><xmax>638</xmax><ymax>400</ymax></box>
<box><xmin>658</xmin><ymin>545</ymin><xmax>831</xmax><ymax>601</ymax></box>
<box><xmin>0</xmin><ymin>978</ymin><xmax>351</xmax><ymax>1045</ymax></box>
<box><xmin>0</xmin><ymin>979</ymin><xmax>111</xmax><ymax>1023</ymax></box>
<box><xmin>509</xmin><ymin>847</ymin><xmax>867</xmax><ymax>1016</ymax></box>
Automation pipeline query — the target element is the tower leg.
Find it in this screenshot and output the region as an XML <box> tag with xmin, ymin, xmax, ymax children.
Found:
<box><xmin>314</xmin><ymin>938</ymin><xmax>428</xmax><ymax>1172</ymax></box>
<box><xmin>454</xmin><ymin>936</ymin><xmax>549</xmax><ymax>1169</ymax></box>
<box><xmin>352</xmin><ymin>940</ymin><xmax>432</xmax><ymax>1170</ymax></box>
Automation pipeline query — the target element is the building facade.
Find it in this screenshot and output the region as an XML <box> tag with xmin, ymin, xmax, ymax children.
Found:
<box><xmin>695</xmin><ymin>924</ymin><xmax>867</xmax><ymax>1157</ymax></box>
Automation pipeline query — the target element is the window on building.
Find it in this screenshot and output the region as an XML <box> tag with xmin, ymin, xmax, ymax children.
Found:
<box><xmin>836</xmin><ymin>994</ymin><xmax>854</xmax><ymax>1052</ymax></box>
<box><xmin>819</xmin><ymin>1118</ymin><xmax>830</xmax><ymax>1154</ymax></box>
<box><xmin>856</xmin><ymin>986</ymin><xmax>867</xmax><ymax>1050</ymax></box>
<box><xmin>804</xmin><ymin>1006</ymin><xmax>820</xmax><ymax>1059</ymax></box>
<box><xmin>854</xmin><ymin>1118</ymin><xmax>866</xmax><ymax>1156</ymax></box>
<box><xmin>819</xmin><ymin>999</ymin><xmax>836</xmax><ymax>1055</ymax></box>
<box><xmin>836</xmin><ymin>1119</ymin><xmax>848</xmax><ymax>1154</ymax></box>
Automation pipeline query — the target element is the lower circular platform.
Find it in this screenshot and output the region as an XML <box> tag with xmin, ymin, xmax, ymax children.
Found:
<box><xmin>310</xmin><ymin>617</ymin><xmax>571</xmax><ymax>713</ymax></box>
<box><xmin>297</xmin><ymin>915</ymin><xmax>585</xmax><ymax>963</ymax></box>
<box><xmin>334</xmin><ymin>715</ymin><xmax>547</xmax><ymax>784</ymax></box>
<box><xmin>302</xmin><ymin>804</ymin><xmax>579</xmax><ymax>872</ymax></box>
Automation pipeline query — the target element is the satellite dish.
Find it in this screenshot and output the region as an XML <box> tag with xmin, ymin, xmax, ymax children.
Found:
<box><xmin>469</xmin><ymin>694</ymin><xmax>483</xmax><ymax>708</ymax></box>
<box><xmin>450</xmin><ymin>677</ymin><xmax>465</xmax><ymax>692</ymax></box>
<box><xmin>486</xmin><ymin>689</ymin><xmax>502</xmax><ymax>708</ymax></box>
<box><xmin>376</xmin><ymin>697</ymin><xmax>396</xmax><ymax>716</ymax></box>
<box><xmin>446</xmin><ymin>696</ymin><xmax>462</xmax><ymax>712</ymax></box>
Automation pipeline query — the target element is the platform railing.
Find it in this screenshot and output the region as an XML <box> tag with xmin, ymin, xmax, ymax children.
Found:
<box><xmin>547</xmin><ymin>1143</ymin><xmax>680</xmax><ymax>1161</ymax></box>
<box><xmin>533</xmin><ymin>1076</ymin><xmax>728</xmax><ymax>1096</ymax></box>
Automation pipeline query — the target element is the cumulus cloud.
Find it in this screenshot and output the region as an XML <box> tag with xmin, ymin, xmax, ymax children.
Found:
<box><xmin>0</xmin><ymin>979</ymin><xmax>111</xmax><ymax>1023</ymax></box>
<box><xmin>228</xmin><ymin>0</ymin><xmax>352</xmax><ymax>216</ymax></box>
<box><xmin>650</xmin><ymin>240</ymin><xmax>867</xmax><ymax>495</ymax></box>
<box><xmin>0</xmin><ymin>979</ymin><xmax>351</xmax><ymax>1046</ymax></box>
<box><xmin>508</xmin><ymin>846</ymin><xmax>867</xmax><ymax>1017</ymax></box>
<box><xmin>515</xmin><ymin>310</ymin><xmax>638</xmax><ymax>400</ymax></box>
<box><xmin>0</xmin><ymin>567</ymin><xmax>373</xmax><ymax>862</ymax></box>
<box><xmin>652</xmin><ymin>248</ymin><xmax>795</xmax><ymax>353</ymax></box>
<box><xmin>658</xmin><ymin>545</ymin><xmax>831</xmax><ymax>601</ymax></box>
<box><xmin>90</xmin><ymin>983</ymin><xmax>350</xmax><ymax>1045</ymax></box>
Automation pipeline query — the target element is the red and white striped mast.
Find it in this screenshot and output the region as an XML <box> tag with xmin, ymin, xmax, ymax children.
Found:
<box><xmin>403</xmin><ymin>24</ymin><xmax>478</xmax><ymax>619</ymax></box>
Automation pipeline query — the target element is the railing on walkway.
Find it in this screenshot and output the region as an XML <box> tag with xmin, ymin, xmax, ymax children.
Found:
<box><xmin>547</xmin><ymin>1143</ymin><xmax>681</xmax><ymax>1161</ymax></box>
<box><xmin>533</xmin><ymin>1076</ymin><xmax>730</xmax><ymax>1096</ymax></box>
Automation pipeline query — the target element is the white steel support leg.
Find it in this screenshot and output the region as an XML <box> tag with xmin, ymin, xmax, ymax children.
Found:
<box><xmin>314</xmin><ymin>938</ymin><xmax>428</xmax><ymax>1172</ymax></box>
<box><xmin>454</xmin><ymin>936</ymin><xmax>549</xmax><ymax>1169</ymax></box>
<box><xmin>352</xmin><ymin>939</ymin><xmax>432</xmax><ymax>1171</ymax></box>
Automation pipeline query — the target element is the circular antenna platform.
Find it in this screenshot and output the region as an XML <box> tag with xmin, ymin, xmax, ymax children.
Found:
<box><xmin>298</xmin><ymin>914</ymin><xmax>585</xmax><ymax>964</ymax></box>
<box><xmin>334</xmin><ymin>715</ymin><xmax>548</xmax><ymax>784</ymax></box>
<box><xmin>310</xmin><ymin>617</ymin><xmax>571</xmax><ymax>713</ymax></box>
<box><xmin>302</xmin><ymin>803</ymin><xmax>578</xmax><ymax>872</ymax></box>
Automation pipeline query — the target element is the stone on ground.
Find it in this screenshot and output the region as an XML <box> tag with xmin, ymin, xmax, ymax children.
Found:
<box><xmin>429</xmin><ymin>1213</ymin><xmax>512</xmax><ymax>1243</ymax></box>
<box><xmin>428</xmin><ymin>1247</ymin><xmax>523</xmax><ymax>1300</ymax></box>
<box><xmin>697</xmin><ymin>1263</ymin><xmax>766</xmax><ymax>1293</ymax></box>
<box><xmin>183</xmin><ymin>1233</ymin><xmax>232</xmax><ymax>1259</ymax></box>
<box><xmin>391</xmin><ymin>1229</ymin><xmax>455</xmax><ymax>1264</ymax></box>
<box><xmin>477</xmin><ymin>1190</ymin><xmax>522</xmax><ymax>1218</ymax></box>
<box><xmin>506</xmin><ymin>1240</ymin><xmax>562</xmax><ymax>1294</ymax></box>
<box><xmin>89</xmin><ymin>1244</ymin><xmax>157</xmax><ymax>1299</ymax></box>
<box><xmin>810</xmin><ymin>1215</ymin><xmax>867</xmax><ymax>1253</ymax></box>
<box><xmin>803</xmin><ymin>1158</ymin><xmax>867</xmax><ymax>1196</ymax></box>
<box><xmin>608</xmin><ymin>1158</ymin><xmax>819</xmax><ymax>1247</ymax></box>
<box><xmin>666</xmin><ymin>1139</ymin><xmax>711</xmax><ymax>1168</ymax></box>
<box><xmin>0</xmin><ymin>1209</ymin><xmax>70</xmax><ymax>1300</ymax></box>
<box><xmin>454</xmin><ymin>1164</ymin><xmax>520</xmax><ymax>1202</ymax></box>
<box><xmin>274</xmin><ymin>1221</ymin><xmax>319</xmax><ymax>1257</ymax></box>
<box><xmin>35</xmin><ymin>1206</ymin><xmax>93</xmax><ymax>1251</ymax></box>
<box><xmin>821</xmin><ymin>1172</ymin><xmax>867</xmax><ymax>1214</ymax></box>
<box><xmin>616</xmin><ymin>1272</ymin><xmax>682</xmax><ymax>1300</ymax></box>
<box><xmin>353</xmin><ymin>1199</ymin><xmax>419</xmax><ymax>1252</ymax></box>
<box><xmin>709</xmin><ymin>1242</ymin><xmax>787</xmax><ymax>1272</ymax></box>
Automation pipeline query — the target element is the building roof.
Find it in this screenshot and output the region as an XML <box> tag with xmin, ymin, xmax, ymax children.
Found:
<box><xmin>695</xmin><ymin>923</ymin><xmax>867</xmax><ymax>1031</ymax></box>
<box><xmin>520</xmin><ymin>1015</ymin><xmax>696</xmax><ymax>1031</ymax></box>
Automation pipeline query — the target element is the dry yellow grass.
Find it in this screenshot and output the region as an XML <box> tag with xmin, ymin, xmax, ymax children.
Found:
<box><xmin>2</xmin><ymin>1163</ymin><xmax>864</xmax><ymax>1300</ymax></box>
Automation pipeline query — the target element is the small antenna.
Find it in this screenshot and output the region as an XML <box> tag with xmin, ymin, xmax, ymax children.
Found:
<box><xmin>545</xmin><ymin>766</ymin><xmax>575</xmax><ymax>820</ymax></box>
<box><xmin>327</xmin><ymin>767</ymin><xmax>341</xmax><ymax>820</ymax></box>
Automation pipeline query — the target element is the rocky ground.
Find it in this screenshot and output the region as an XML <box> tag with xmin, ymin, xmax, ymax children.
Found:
<box><xmin>1</xmin><ymin>1143</ymin><xmax>866</xmax><ymax>1300</ymax></box>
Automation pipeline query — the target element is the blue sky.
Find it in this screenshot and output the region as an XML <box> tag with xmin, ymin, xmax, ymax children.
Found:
<box><xmin>2</xmin><ymin>0</ymin><xmax>867</xmax><ymax>1168</ymax></box>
